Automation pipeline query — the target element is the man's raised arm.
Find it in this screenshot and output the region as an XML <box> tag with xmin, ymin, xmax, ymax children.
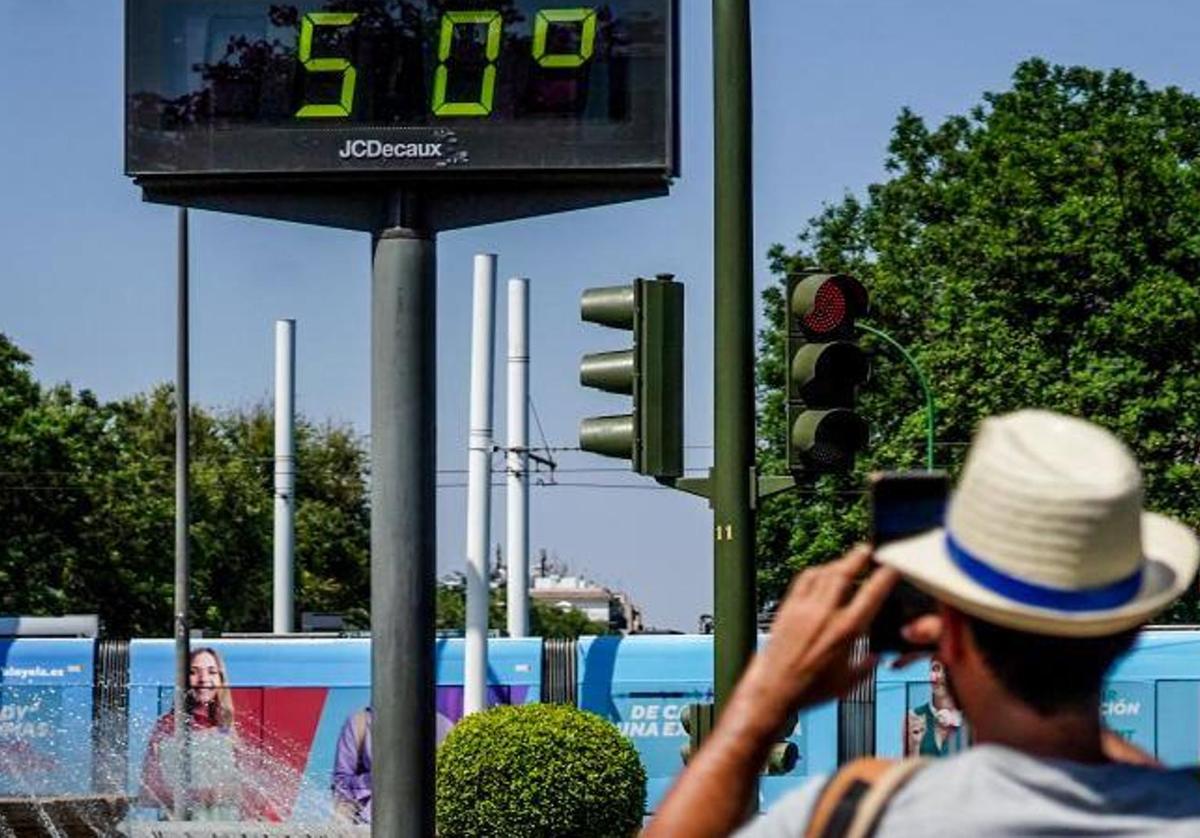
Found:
<box><xmin>643</xmin><ymin>547</ymin><xmax>897</xmax><ymax>837</ymax></box>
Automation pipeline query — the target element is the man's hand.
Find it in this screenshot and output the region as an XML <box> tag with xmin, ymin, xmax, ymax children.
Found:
<box><xmin>740</xmin><ymin>545</ymin><xmax>899</xmax><ymax>714</ymax></box>
<box><xmin>644</xmin><ymin>546</ymin><xmax>898</xmax><ymax>838</ymax></box>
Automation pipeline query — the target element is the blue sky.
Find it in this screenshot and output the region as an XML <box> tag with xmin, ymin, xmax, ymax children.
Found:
<box><xmin>3</xmin><ymin>1</ymin><xmax>1200</xmax><ymax>630</ymax></box>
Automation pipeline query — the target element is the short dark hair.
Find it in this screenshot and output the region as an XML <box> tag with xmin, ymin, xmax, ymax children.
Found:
<box><xmin>965</xmin><ymin>616</ymin><xmax>1138</xmax><ymax>715</ymax></box>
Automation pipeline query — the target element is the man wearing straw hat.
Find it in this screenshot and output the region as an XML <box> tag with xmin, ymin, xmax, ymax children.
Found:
<box><xmin>645</xmin><ymin>411</ymin><xmax>1200</xmax><ymax>837</ymax></box>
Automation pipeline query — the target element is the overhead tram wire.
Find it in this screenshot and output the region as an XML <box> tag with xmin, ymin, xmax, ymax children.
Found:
<box><xmin>433</xmin><ymin>481</ymin><xmax>868</xmax><ymax>495</ymax></box>
<box><xmin>0</xmin><ymin>437</ymin><xmax>969</xmax><ymax>491</ymax></box>
<box><xmin>528</xmin><ymin>396</ymin><xmax>557</xmax><ymax>466</ymax></box>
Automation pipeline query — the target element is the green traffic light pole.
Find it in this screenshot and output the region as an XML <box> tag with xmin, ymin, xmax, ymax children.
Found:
<box><xmin>573</xmin><ymin>0</ymin><xmax>757</xmax><ymax>730</ymax></box>
<box><xmin>858</xmin><ymin>324</ymin><xmax>937</xmax><ymax>471</ymax></box>
<box><xmin>712</xmin><ymin>0</ymin><xmax>756</xmax><ymax>720</ymax></box>
<box><xmin>706</xmin><ymin>0</ymin><xmax>936</xmax><ymax>745</ymax></box>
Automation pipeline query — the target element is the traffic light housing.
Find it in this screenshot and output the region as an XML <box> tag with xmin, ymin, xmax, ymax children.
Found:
<box><xmin>680</xmin><ymin>702</ymin><xmax>797</xmax><ymax>775</ymax></box>
<box><xmin>679</xmin><ymin>702</ymin><xmax>714</xmax><ymax>766</ymax></box>
<box><xmin>765</xmin><ymin>711</ymin><xmax>800</xmax><ymax>775</ymax></box>
<box><xmin>786</xmin><ymin>271</ymin><xmax>870</xmax><ymax>473</ymax></box>
<box><xmin>579</xmin><ymin>275</ymin><xmax>684</xmax><ymax>478</ymax></box>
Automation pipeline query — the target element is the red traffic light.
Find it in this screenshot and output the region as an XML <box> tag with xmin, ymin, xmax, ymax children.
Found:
<box><xmin>790</xmin><ymin>273</ymin><xmax>869</xmax><ymax>337</ymax></box>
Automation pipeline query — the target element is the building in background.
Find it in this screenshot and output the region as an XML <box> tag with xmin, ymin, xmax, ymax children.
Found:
<box><xmin>528</xmin><ymin>571</ymin><xmax>644</xmax><ymax>634</ymax></box>
<box><xmin>439</xmin><ymin>548</ymin><xmax>645</xmax><ymax>635</ymax></box>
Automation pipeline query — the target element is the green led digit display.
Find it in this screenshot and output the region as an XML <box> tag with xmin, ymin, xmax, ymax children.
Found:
<box><xmin>432</xmin><ymin>11</ymin><xmax>503</xmax><ymax>117</ymax></box>
<box><xmin>127</xmin><ymin>0</ymin><xmax>678</xmax><ymax>178</ymax></box>
<box><xmin>533</xmin><ymin>8</ymin><xmax>597</xmax><ymax>69</ymax></box>
<box><xmin>295</xmin><ymin>13</ymin><xmax>360</xmax><ymax>118</ymax></box>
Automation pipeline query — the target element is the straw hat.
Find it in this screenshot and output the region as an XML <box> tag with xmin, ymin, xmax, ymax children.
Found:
<box><xmin>875</xmin><ymin>410</ymin><xmax>1199</xmax><ymax>637</ymax></box>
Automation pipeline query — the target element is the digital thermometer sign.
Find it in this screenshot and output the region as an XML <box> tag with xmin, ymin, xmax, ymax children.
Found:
<box><xmin>126</xmin><ymin>0</ymin><xmax>677</xmax><ymax>180</ymax></box>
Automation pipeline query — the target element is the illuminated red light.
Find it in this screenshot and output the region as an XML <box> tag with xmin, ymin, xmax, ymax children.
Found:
<box><xmin>802</xmin><ymin>280</ymin><xmax>848</xmax><ymax>334</ymax></box>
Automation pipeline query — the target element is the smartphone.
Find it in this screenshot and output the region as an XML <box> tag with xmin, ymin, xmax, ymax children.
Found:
<box><xmin>868</xmin><ymin>471</ymin><xmax>949</xmax><ymax>654</ymax></box>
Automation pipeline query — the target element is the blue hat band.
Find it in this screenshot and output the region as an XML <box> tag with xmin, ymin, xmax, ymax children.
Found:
<box><xmin>945</xmin><ymin>533</ymin><xmax>1143</xmax><ymax>612</ymax></box>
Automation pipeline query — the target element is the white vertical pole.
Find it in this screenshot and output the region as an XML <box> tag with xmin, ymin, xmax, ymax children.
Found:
<box><xmin>465</xmin><ymin>255</ymin><xmax>497</xmax><ymax>715</ymax></box>
<box><xmin>273</xmin><ymin>319</ymin><xmax>296</xmax><ymax>635</ymax></box>
<box><xmin>506</xmin><ymin>278</ymin><xmax>530</xmax><ymax>638</ymax></box>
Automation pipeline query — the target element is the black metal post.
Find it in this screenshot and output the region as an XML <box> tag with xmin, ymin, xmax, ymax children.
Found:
<box><xmin>172</xmin><ymin>207</ymin><xmax>192</xmax><ymax>820</ymax></box>
<box><xmin>712</xmin><ymin>0</ymin><xmax>756</xmax><ymax>717</ymax></box>
<box><xmin>370</xmin><ymin>223</ymin><xmax>437</xmax><ymax>837</ymax></box>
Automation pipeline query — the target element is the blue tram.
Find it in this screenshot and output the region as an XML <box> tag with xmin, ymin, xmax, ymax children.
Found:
<box><xmin>0</xmin><ymin>629</ymin><xmax>1194</xmax><ymax>817</ymax></box>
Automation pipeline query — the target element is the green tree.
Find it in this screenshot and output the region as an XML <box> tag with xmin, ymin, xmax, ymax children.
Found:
<box><xmin>530</xmin><ymin>601</ymin><xmax>608</xmax><ymax>639</ymax></box>
<box><xmin>101</xmin><ymin>391</ymin><xmax>372</xmax><ymax>636</ymax></box>
<box><xmin>0</xmin><ymin>329</ymin><xmax>604</xmax><ymax>638</ymax></box>
<box><xmin>0</xmin><ymin>338</ymin><xmax>372</xmax><ymax>637</ymax></box>
<box><xmin>0</xmin><ymin>335</ymin><xmax>125</xmax><ymax>618</ymax></box>
<box><xmin>758</xmin><ymin>59</ymin><xmax>1200</xmax><ymax>621</ymax></box>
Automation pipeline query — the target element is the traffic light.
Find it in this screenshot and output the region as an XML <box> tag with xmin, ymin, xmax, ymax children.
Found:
<box><xmin>765</xmin><ymin>711</ymin><xmax>800</xmax><ymax>776</ymax></box>
<box><xmin>786</xmin><ymin>271</ymin><xmax>870</xmax><ymax>473</ymax></box>
<box><xmin>679</xmin><ymin>702</ymin><xmax>714</xmax><ymax>766</ymax></box>
<box><xmin>579</xmin><ymin>275</ymin><xmax>684</xmax><ymax>479</ymax></box>
<box><xmin>680</xmin><ymin>702</ymin><xmax>797</xmax><ymax>775</ymax></box>
<box><xmin>766</xmin><ymin>740</ymin><xmax>799</xmax><ymax>775</ymax></box>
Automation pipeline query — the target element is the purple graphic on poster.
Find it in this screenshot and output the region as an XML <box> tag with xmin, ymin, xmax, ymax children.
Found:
<box><xmin>435</xmin><ymin>686</ymin><xmax>532</xmax><ymax>743</ymax></box>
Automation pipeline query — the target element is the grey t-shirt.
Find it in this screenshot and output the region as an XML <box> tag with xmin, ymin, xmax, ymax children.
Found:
<box><xmin>736</xmin><ymin>744</ymin><xmax>1200</xmax><ymax>837</ymax></box>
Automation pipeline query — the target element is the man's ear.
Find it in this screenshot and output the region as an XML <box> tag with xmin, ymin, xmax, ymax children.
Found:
<box><xmin>938</xmin><ymin>604</ymin><xmax>967</xmax><ymax>666</ymax></box>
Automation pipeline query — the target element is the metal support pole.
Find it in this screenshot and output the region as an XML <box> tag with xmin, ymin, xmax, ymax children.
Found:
<box><xmin>172</xmin><ymin>207</ymin><xmax>192</xmax><ymax>820</ymax></box>
<box><xmin>371</xmin><ymin>226</ymin><xmax>437</xmax><ymax>838</ymax></box>
<box><xmin>506</xmin><ymin>278</ymin><xmax>530</xmax><ymax>638</ymax></box>
<box><xmin>273</xmin><ymin>319</ymin><xmax>296</xmax><ymax>634</ymax></box>
<box><xmin>465</xmin><ymin>255</ymin><xmax>497</xmax><ymax>714</ymax></box>
<box><xmin>712</xmin><ymin>0</ymin><xmax>756</xmax><ymax>717</ymax></box>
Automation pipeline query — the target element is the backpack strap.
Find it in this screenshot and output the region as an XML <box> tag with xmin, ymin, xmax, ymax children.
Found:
<box><xmin>806</xmin><ymin>757</ymin><xmax>929</xmax><ymax>838</ymax></box>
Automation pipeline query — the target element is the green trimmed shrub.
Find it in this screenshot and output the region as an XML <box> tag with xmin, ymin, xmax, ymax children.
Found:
<box><xmin>436</xmin><ymin>703</ymin><xmax>647</xmax><ymax>837</ymax></box>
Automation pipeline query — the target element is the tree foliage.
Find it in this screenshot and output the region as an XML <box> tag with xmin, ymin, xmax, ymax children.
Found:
<box><xmin>0</xmin><ymin>347</ymin><xmax>370</xmax><ymax>637</ymax></box>
<box><xmin>0</xmin><ymin>334</ymin><xmax>608</xmax><ymax>637</ymax></box>
<box><xmin>758</xmin><ymin>59</ymin><xmax>1200</xmax><ymax>620</ymax></box>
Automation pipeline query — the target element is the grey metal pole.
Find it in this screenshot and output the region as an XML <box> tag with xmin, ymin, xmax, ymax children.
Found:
<box><xmin>371</xmin><ymin>226</ymin><xmax>437</xmax><ymax>838</ymax></box>
<box><xmin>173</xmin><ymin>207</ymin><xmax>192</xmax><ymax>820</ymax></box>
<box><xmin>465</xmin><ymin>255</ymin><xmax>497</xmax><ymax>715</ymax></box>
<box><xmin>273</xmin><ymin>319</ymin><xmax>297</xmax><ymax>634</ymax></box>
<box><xmin>505</xmin><ymin>278</ymin><xmax>530</xmax><ymax>638</ymax></box>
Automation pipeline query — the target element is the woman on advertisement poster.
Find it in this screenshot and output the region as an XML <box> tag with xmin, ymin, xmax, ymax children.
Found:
<box><xmin>331</xmin><ymin>701</ymin><xmax>458</xmax><ymax>824</ymax></box>
<box><xmin>139</xmin><ymin>647</ymin><xmax>272</xmax><ymax>820</ymax></box>
<box><xmin>905</xmin><ymin>659</ymin><xmax>967</xmax><ymax>757</ymax></box>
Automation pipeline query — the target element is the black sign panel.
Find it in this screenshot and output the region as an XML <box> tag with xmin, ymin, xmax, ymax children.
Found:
<box><xmin>126</xmin><ymin>0</ymin><xmax>677</xmax><ymax>180</ymax></box>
